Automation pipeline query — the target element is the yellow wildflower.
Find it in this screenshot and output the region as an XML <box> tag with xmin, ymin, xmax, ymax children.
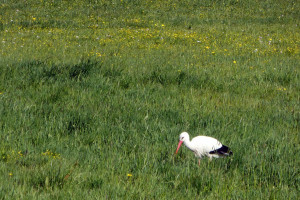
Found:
<box><xmin>233</xmin><ymin>60</ymin><xmax>237</xmax><ymax>64</ymax></box>
<box><xmin>18</xmin><ymin>151</ymin><xmax>23</xmax><ymax>156</ymax></box>
<box><xmin>277</xmin><ymin>87</ymin><xmax>287</xmax><ymax>91</ymax></box>
<box><xmin>127</xmin><ymin>173</ymin><xmax>133</xmax><ymax>177</ymax></box>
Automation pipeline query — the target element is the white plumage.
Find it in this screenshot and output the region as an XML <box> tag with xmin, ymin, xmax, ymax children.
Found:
<box><xmin>175</xmin><ymin>132</ymin><xmax>232</xmax><ymax>166</ymax></box>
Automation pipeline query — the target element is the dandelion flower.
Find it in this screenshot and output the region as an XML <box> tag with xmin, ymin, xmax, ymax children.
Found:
<box><xmin>277</xmin><ymin>87</ymin><xmax>287</xmax><ymax>91</ymax></box>
<box><xmin>18</xmin><ymin>151</ymin><xmax>23</xmax><ymax>156</ymax></box>
<box><xmin>127</xmin><ymin>173</ymin><xmax>133</xmax><ymax>177</ymax></box>
<box><xmin>233</xmin><ymin>60</ymin><xmax>237</xmax><ymax>64</ymax></box>
<box><xmin>9</xmin><ymin>173</ymin><xmax>13</xmax><ymax>176</ymax></box>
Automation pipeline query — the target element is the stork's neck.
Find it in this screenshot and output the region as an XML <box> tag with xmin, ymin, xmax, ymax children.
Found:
<box><xmin>183</xmin><ymin>139</ymin><xmax>195</xmax><ymax>152</ymax></box>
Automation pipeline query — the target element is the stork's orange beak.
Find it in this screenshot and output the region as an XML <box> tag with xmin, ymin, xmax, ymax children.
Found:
<box><xmin>175</xmin><ymin>140</ymin><xmax>183</xmax><ymax>154</ymax></box>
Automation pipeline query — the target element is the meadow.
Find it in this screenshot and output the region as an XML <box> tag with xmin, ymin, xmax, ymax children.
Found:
<box><xmin>0</xmin><ymin>0</ymin><xmax>299</xmax><ymax>199</ymax></box>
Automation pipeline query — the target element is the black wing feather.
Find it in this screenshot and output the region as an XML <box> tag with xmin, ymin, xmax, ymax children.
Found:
<box><xmin>209</xmin><ymin>145</ymin><xmax>233</xmax><ymax>156</ymax></box>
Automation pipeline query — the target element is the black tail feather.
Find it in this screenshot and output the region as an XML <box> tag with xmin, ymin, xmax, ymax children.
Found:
<box><xmin>209</xmin><ymin>145</ymin><xmax>233</xmax><ymax>156</ymax></box>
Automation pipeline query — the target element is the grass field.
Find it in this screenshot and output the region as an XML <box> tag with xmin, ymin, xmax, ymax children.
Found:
<box><xmin>0</xmin><ymin>0</ymin><xmax>299</xmax><ymax>199</ymax></box>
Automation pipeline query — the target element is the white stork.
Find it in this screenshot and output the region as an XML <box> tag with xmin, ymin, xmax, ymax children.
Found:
<box><xmin>175</xmin><ymin>132</ymin><xmax>232</xmax><ymax>166</ymax></box>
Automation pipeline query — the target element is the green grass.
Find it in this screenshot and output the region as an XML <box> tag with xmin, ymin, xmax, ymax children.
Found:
<box><xmin>0</xmin><ymin>0</ymin><xmax>299</xmax><ymax>199</ymax></box>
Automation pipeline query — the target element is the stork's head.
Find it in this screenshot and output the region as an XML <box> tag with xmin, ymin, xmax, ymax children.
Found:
<box><xmin>179</xmin><ymin>132</ymin><xmax>189</xmax><ymax>142</ymax></box>
<box><xmin>175</xmin><ymin>132</ymin><xmax>190</xmax><ymax>154</ymax></box>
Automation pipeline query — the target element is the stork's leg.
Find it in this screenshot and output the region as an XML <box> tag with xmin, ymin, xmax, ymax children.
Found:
<box><xmin>198</xmin><ymin>159</ymin><xmax>201</xmax><ymax>166</ymax></box>
<box><xmin>209</xmin><ymin>157</ymin><xmax>213</xmax><ymax>162</ymax></box>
